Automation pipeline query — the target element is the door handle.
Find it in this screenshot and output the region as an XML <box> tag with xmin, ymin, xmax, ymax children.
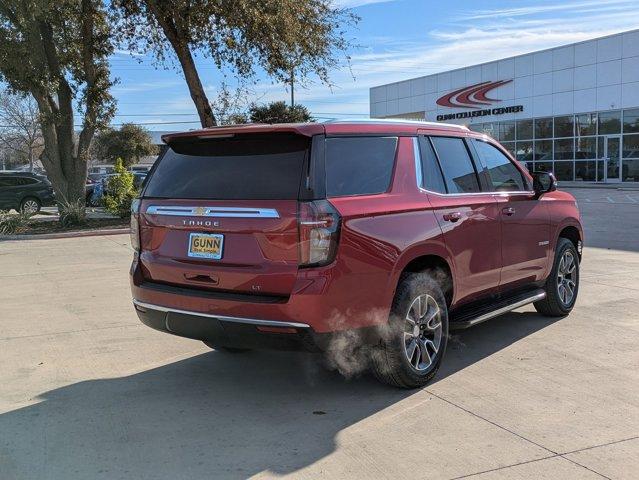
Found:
<box><xmin>502</xmin><ymin>207</ymin><xmax>516</xmax><ymax>216</ymax></box>
<box><xmin>443</xmin><ymin>212</ymin><xmax>462</xmax><ymax>222</ymax></box>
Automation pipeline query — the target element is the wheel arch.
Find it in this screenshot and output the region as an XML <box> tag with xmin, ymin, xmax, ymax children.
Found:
<box><xmin>394</xmin><ymin>253</ymin><xmax>454</xmax><ymax>307</ymax></box>
<box><xmin>558</xmin><ymin>224</ymin><xmax>582</xmax><ymax>258</ymax></box>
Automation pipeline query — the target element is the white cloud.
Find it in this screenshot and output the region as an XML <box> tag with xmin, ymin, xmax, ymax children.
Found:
<box><xmin>330</xmin><ymin>0</ymin><xmax>394</xmax><ymax>8</ymax></box>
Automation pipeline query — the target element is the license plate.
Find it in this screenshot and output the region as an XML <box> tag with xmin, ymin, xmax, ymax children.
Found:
<box><xmin>188</xmin><ymin>233</ymin><xmax>224</xmax><ymax>259</ymax></box>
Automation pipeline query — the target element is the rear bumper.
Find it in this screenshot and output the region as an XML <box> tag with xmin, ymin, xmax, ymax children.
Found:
<box><xmin>132</xmin><ymin>299</ymin><xmax>327</xmax><ymax>351</ymax></box>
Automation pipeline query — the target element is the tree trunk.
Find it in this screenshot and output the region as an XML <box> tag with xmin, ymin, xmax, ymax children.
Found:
<box><xmin>145</xmin><ymin>1</ymin><xmax>216</xmax><ymax>128</ymax></box>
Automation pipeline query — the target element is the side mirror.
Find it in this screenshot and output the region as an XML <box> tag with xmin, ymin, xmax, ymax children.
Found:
<box><xmin>532</xmin><ymin>171</ymin><xmax>557</xmax><ymax>198</ymax></box>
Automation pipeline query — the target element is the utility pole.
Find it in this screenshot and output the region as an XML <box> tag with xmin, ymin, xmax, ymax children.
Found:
<box><xmin>290</xmin><ymin>67</ymin><xmax>295</xmax><ymax>107</ymax></box>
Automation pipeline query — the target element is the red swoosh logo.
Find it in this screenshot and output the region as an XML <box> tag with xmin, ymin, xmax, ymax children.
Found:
<box><xmin>436</xmin><ymin>80</ymin><xmax>512</xmax><ymax>108</ymax></box>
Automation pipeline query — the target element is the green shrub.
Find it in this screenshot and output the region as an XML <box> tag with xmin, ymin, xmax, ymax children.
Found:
<box><xmin>0</xmin><ymin>210</ymin><xmax>32</xmax><ymax>235</ymax></box>
<box><xmin>58</xmin><ymin>199</ymin><xmax>87</xmax><ymax>227</ymax></box>
<box><xmin>104</xmin><ymin>158</ymin><xmax>138</xmax><ymax>218</ymax></box>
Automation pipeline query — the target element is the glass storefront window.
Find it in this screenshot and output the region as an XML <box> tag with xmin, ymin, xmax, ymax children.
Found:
<box><xmin>575</xmin><ymin>137</ymin><xmax>597</xmax><ymax>159</ymax></box>
<box><xmin>575</xmin><ymin>161</ymin><xmax>597</xmax><ymax>181</ymax></box>
<box><xmin>554</xmin><ymin>116</ymin><xmax>574</xmax><ymax>137</ymax></box>
<box><xmin>599</xmin><ymin>110</ymin><xmax>621</xmax><ymax>134</ymax></box>
<box><xmin>623</xmin><ymin>109</ymin><xmax>639</xmax><ymax>133</ymax></box>
<box><xmin>534</xmin><ymin>161</ymin><xmax>553</xmax><ymax>173</ymax></box>
<box><xmin>576</xmin><ymin>113</ymin><xmax>597</xmax><ymax>136</ymax></box>
<box><xmin>554</xmin><ymin>161</ymin><xmax>574</xmax><ymax>181</ymax></box>
<box><xmin>515</xmin><ymin>141</ymin><xmax>533</xmax><ymax>162</ymax></box>
<box><xmin>501</xmin><ymin>141</ymin><xmax>516</xmax><ymax>158</ymax></box>
<box><xmin>623</xmin><ymin>159</ymin><xmax>639</xmax><ymax>182</ymax></box>
<box><xmin>468</xmin><ymin>123</ymin><xmax>484</xmax><ymax>133</ymax></box>
<box><xmin>554</xmin><ymin>138</ymin><xmax>574</xmax><ymax>160</ymax></box>
<box><xmin>500</xmin><ymin>121</ymin><xmax>516</xmax><ymax>141</ymax></box>
<box><xmin>534</xmin><ymin>117</ymin><xmax>553</xmax><ymax>139</ymax></box>
<box><xmin>534</xmin><ymin>140</ymin><xmax>553</xmax><ymax>161</ymax></box>
<box><xmin>516</xmin><ymin>120</ymin><xmax>533</xmax><ymax>140</ymax></box>
<box><xmin>623</xmin><ymin>134</ymin><xmax>639</xmax><ymax>158</ymax></box>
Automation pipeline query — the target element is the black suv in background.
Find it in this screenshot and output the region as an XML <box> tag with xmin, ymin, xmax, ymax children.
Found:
<box><xmin>0</xmin><ymin>172</ymin><xmax>56</xmax><ymax>213</ymax></box>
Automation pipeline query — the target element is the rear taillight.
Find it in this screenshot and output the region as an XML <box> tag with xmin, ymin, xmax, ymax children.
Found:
<box><xmin>130</xmin><ymin>198</ymin><xmax>141</xmax><ymax>252</ymax></box>
<box><xmin>298</xmin><ymin>200</ymin><xmax>341</xmax><ymax>267</ymax></box>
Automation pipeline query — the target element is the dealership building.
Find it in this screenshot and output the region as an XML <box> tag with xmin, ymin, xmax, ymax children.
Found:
<box><xmin>369</xmin><ymin>29</ymin><xmax>639</xmax><ymax>183</ymax></box>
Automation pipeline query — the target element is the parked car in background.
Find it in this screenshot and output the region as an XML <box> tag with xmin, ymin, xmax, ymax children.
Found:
<box><xmin>130</xmin><ymin>120</ymin><xmax>583</xmax><ymax>388</ymax></box>
<box><xmin>0</xmin><ymin>171</ymin><xmax>56</xmax><ymax>213</ymax></box>
<box><xmin>88</xmin><ymin>172</ymin><xmax>146</xmax><ymax>206</ymax></box>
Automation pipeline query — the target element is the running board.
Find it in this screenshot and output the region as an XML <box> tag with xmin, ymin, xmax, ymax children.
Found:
<box><xmin>449</xmin><ymin>289</ymin><xmax>546</xmax><ymax>330</ymax></box>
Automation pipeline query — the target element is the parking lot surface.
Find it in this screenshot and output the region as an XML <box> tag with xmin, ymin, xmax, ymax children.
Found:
<box><xmin>1</xmin><ymin>188</ymin><xmax>638</xmax><ymax>479</ymax></box>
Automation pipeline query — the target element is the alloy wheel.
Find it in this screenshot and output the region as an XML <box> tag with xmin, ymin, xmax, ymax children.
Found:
<box><xmin>22</xmin><ymin>199</ymin><xmax>39</xmax><ymax>214</ymax></box>
<box><xmin>556</xmin><ymin>250</ymin><xmax>577</xmax><ymax>306</ymax></box>
<box><xmin>403</xmin><ymin>294</ymin><xmax>443</xmax><ymax>371</ymax></box>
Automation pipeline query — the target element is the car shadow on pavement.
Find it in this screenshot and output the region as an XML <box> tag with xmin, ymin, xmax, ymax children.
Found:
<box><xmin>0</xmin><ymin>311</ymin><xmax>560</xmax><ymax>480</ymax></box>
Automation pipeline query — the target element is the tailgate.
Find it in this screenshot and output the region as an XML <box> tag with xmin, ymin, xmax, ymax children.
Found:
<box><xmin>136</xmin><ymin>132</ymin><xmax>313</xmax><ymax>297</ymax></box>
<box><xmin>138</xmin><ymin>198</ymin><xmax>299</xmax><ymax>296</ymax></box>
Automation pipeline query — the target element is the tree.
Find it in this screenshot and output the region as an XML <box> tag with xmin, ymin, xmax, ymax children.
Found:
<box><xmin>249</xmin><ymin>101</ymin><xmax>313</xmax><ymax>124</ymax></box>
<box><xmin>0</xmin><ymin>91</ymin><xmax>44</xmax><ymax>172</ymax></box>
<box><xmin>94</xmin><ymin>123</ymin><xmax>157</xmax><ymax>167</ymax></box>
<box><xmin>0</xmin><ymin>0</ymin><xmax>115</xmax><ymax>218</ymax></box>
<box><xmin>110</xmin><ymin>0</ymin><xmax>357</xmax><ymax>128</ymax></box>
<box><xmin>104</xmin><ymin>158</ymin><xmax>137</xmax><ymax>218</ymax></box>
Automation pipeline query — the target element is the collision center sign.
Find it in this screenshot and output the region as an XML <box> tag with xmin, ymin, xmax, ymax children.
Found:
<box><xmin>434</xmin><ymin>80</ymin><xmax>523</xmax><ymax>121</ymax></box>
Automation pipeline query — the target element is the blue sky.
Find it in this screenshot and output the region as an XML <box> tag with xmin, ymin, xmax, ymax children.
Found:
<box><xmin>109</xmin><ymin>0</ymin><xmax>639</xmax><ymax>131</ymax></box>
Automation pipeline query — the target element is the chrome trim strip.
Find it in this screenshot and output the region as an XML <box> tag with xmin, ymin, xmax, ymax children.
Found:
<box><xmin>145</xmin><ymin>205</ymin><xmax>280</xmax><ymax>218</ymax></box>
<box><xmin>132</xmin><ymin>299</ymin><xmax>310</xmax><ymax>329</ymax></box>
<box><xmin>413</xmin><ymin>137</ymin><xmax>423</xmax><ymax>189</ymax></box>
<box><xmin>453</xmin><ymin>290</ymin><xmax>546</xmax><ymax>329</ymax></box>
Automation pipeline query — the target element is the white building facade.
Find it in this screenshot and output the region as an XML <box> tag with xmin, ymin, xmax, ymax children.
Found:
<box><xmin>370</xmin><ymin>29</ymin><xmax>639</xmax><ymax>183</ymax></box>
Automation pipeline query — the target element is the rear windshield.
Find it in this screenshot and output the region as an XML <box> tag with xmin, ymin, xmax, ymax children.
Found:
<box><xmin>143</xmin><ymin>134</ymin><xmax>309</xmax><ymax>200</ymax></box>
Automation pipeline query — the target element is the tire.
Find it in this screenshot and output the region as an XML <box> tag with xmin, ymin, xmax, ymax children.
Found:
<box><xmin>534</xmin><ymin>238</ymin><xmax>580</xmax><ymax>317</ymax></box>
<box><xmin>371</xmin><ymin>271</ymin><xmax>449</xmax><ymax>389</ymax></box>
<box><xmin>20</xmin><ymin>197</ymin><xmax>41</xmax><ymax>214</ymax></box>
<box><xmin>202</xmin><ymin>341</ymin><xmax>251</xmax><ymax>353</ymax></box>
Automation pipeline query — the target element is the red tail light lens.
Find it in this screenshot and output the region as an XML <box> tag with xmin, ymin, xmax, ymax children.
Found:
<box><xmin>130</xmin><ymin>198</ymin><xmax>141</xmax><ymax>252</ymax></box>
<box><xmin>298</xmin><ymin>200</ymin><xmax>341</xmax><ymax>267</ymax></box>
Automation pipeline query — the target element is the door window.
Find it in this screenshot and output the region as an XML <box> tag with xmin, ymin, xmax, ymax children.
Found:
<box><xmin>472</xmin><ymin>140</ymin><xmax>527</xmax><ymax>191</ymax></box>
<box><xmin>430</xmin><ymin>137</ymin><xmax>481</xmax><ymax>194</ymax></box>
<box><xmin>418</xmin><ymin>137</ymin><xmax>446</xmax><ymax>193</ymax></box>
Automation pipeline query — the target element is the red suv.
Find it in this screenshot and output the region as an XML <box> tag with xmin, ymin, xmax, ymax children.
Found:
<box><xmin>130</xmin><ymin>120</ymin><xmax>582</xmax><ymax>388</ymax></box>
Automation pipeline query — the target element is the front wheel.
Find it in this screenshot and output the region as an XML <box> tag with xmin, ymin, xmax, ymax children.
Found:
<box><xmin>371</xmin><ymin>271</ymin><xmax>448</xmax><ymax>389</ymax></box>
<box><xmin>534</xmin><ymin>238</ymin><xmax>580</xmax><ymax>317</ymax></box>
<box><xmin>20</xmin><ymin>197</ymin><xmax>41</xmax><ymax>214</ymax></box>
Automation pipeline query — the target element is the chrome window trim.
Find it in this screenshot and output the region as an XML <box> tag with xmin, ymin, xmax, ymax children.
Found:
<box><xmin>133</xmin><ymin>299</ymin><xmax>310</xmax><ymax>329</ymax></box>
<box><xmin>412</xmin><ymin>136</ymin><xmax>535</xmax><ymax>197</ymax></box>
<box><xmin>145</xmin><ymin>205</ymin><xmax>280</xmax><ymax>218</ymax></box>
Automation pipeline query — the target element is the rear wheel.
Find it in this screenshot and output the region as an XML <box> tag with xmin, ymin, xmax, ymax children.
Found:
<box><xmin>371</xmin><ymin>271</ymin><xmax>448</xmax><ymax>389</ymax></box>
<box><xmin>202</xmin><ymin>341</ymin><xmax>251</xmax><ymax>353</ymax></box>
<box><xmin>20</xmin><ymin>197</ymin><xmax>40</xmax><ymax>214</ymax></box>
<box><xmin>534</xmin><ymin>238</ymin><xmax>580</xmax><ymax>316</ymax></box>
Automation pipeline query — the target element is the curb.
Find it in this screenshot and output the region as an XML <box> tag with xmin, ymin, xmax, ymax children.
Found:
<box><xmin>0</xmin><ymin>228</ymin><xmax>129</xmax><ymax>242</ymax></box>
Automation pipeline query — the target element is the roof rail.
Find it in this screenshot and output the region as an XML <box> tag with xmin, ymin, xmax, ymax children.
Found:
<box><xmin>322</xmin><ymin>118</ymin><xmax>468</xmax><ymax>130</ymax></box>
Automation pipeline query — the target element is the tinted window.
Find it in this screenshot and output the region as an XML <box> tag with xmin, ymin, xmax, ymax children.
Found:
<box><xmin>418</xmin><ymin>137</ymin><xmax>446</xmax><ymax>193</ymax></box>
<box><xmin>430</xmin><ymin>137</ymin><xmax>481</xmax><ymax>193</ymax></box>
<box><xmin>473</xmin><ymin>140</ymin><xmax>526</xmax><ymax>191</ymax></box>
<box><xmin>18</xmin><ymin>177</ymin><xmax>39</xmax><ymax>185</ymax></box>
<box><xmin>325</xmin><ymin>137</ymin><xmax>397</xmax><ymax>197</ymax></box>
<box><xmin>0</xmin><ymin>177</ymin><xmax>20</xmax><ymax>187</ymax></box>
<box><xmin>143</xmin><ymin>134</ymin><xmax>309</xmax><ymax>200</ymax></box>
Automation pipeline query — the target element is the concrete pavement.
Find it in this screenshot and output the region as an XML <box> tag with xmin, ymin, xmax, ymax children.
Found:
<box><xmin>0</xmin><ymin>193</ymin><xmax>638</xmax><ymax>479</ymax></box>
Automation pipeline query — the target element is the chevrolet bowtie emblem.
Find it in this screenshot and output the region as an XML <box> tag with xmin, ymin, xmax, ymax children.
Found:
<box><xmin>194</xmin><ymin>207</ymin><xmax>207</xmax><ymax>216</ymax></box>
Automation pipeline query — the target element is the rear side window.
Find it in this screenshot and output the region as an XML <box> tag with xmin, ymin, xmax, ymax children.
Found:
<box><xmin>325</xmin><ymin>137</ymin><xmax>397</xmax><ymax>197</ymax></box>
<box><xmin>418</xmin><ymin>137</ymin><xmax>446</xmax><ymax>193</ymax></box>
<box><xmin>143</xmin><ymin>134</ymin><xmax>309</xmax><ymax>200</ymax></box>
<box><xmin>472</xmin><ymin>140</ymin><xmax>527</xmax><ymax>191</ymax></box>
<box><xmin>0</xmin><ymin>177</ymin><xmax>19</xmax><ymax>187</ymax></box>
<box><xmin>430</xmin><ymin>137</ymin><xmax>481</xmax><ymax>193</ymax></box>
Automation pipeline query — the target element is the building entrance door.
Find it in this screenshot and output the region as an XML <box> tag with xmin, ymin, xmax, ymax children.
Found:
<box><xmin>604</xmin><ymin>136</ymin><xmax>622</xmax><ymax>183</ymax></box>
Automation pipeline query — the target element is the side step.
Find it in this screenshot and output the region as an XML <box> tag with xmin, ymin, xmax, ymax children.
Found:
<box><xmin>449</xmin><ymin>289</ymin><xmax>546</xmax><ymax>330</ymax></box>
